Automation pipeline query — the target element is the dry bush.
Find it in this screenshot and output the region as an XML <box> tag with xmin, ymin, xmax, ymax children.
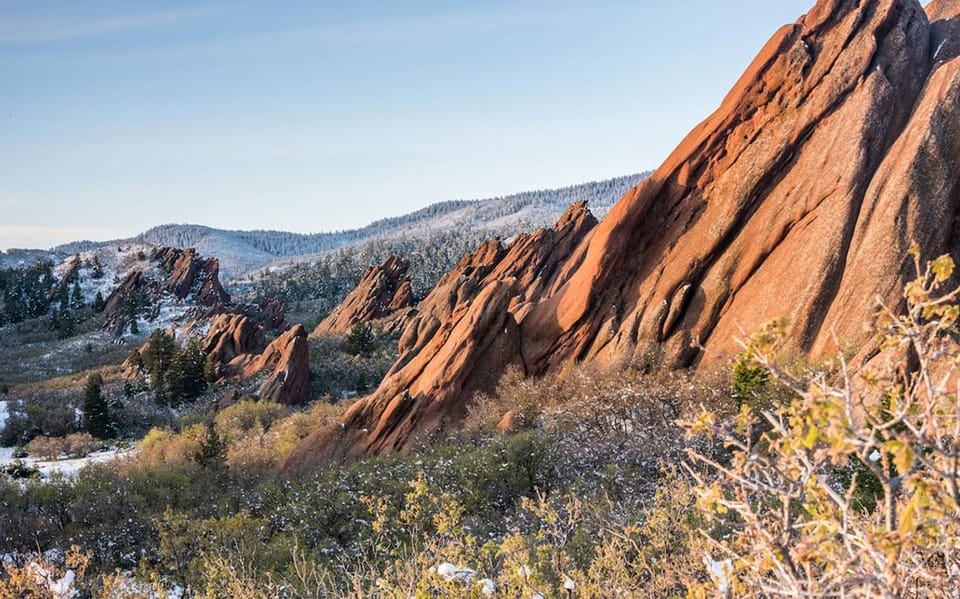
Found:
<box><xmin>224</xmin><ymin>400</ymin><xmax>345</xmax><ymax>471</ymax></box>
<box><xmin>214</xmin><ymin>400</ymin><xmax>286</xmax><ymax>443</ymax></box>
<box><xmin>684</xmin><ymin>251</ymin><xmax>960</xmax><ymax>597</ymax></box>
<box><xmin>0</xmin><ymin>545</ymin><xmax>90</xmax><ymax>597</ymax></box>
<box><xmin>65</xmin><ymin>432</ymin><xmax>100</xmax><ymax>457</ymax></box>
<box><xmin>27</xmin><ymin>435</ymin><xmax>66</xmax><ymax>461</ymax></box>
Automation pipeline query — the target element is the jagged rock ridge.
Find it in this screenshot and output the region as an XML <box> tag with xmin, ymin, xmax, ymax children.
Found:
<box><xmin>202</xmin><ymin>316</ymin><xmax>310</xmax><ymax>405</ymax></box>
<box><xmin>124</xmin><ymin>314</ymin><xmax>310</xmax><ymax>405</ymax></box>
<box><xmin>282</xmin><ymin>0</ymin><xmax>960</xmax><ymax>468</ymax></box>
<box><xmin>313</xmin><ymin>256</ymin><xmax>414</xmax><ymax>335</ymax></box>
<box><xmin>102</xmin><ymin>247</ymin><xmax>229</xmax><ymax>337</ymax></box>
<box><xmin>284</xmin><ymin>202</ymin><xmax>597</xmax><ymax>462</ymax></box>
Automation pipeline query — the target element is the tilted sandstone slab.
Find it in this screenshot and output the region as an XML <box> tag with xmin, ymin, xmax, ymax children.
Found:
<box><xmin>283</xmin><ymin>0</ymin><xmax>960</xmax><ymax>468</ymax></box>
<box><xmin>313</xmin><ymin>256</ymin><xmax>415</xmax><ymax>335</ymax></box>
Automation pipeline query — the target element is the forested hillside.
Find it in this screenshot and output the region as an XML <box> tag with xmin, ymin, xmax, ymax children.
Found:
<box><xmin>51</xmin><ymin>173</ymin><xmax>648</xmax><ymax>279</ymax></box>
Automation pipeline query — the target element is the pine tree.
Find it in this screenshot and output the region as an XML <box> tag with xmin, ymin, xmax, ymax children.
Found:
<box><xmin>82</xmin><ymin>373</ymin><xmax>112</xmax><ymax>439</ymax></box>
<box><xmin>70</xmin><ymin>280</ymin><xmax>84</xmax><ymax>309</ymax></box>
<box><xmin>93</xmin><ymin>291</ymin><xmax>106</xmax><ymax>313</ymax></box>
<box><xmin>58</xmin><ymin>284</ymin><xmax>69</xmax><ymax>312</ymax></box>
<box><xmin>143</xmin><ymin>329</ymin><xmax>175</xmax><ymax>396</ymax></box>
<box><xmin>56</xmin><ymin>308</ymin><xmax>74</xmax><ymax>339</ymax></box>
<box><xmin>195</xmin><ymin>423</ymin><xmax>226</xmax><ymax>470</ymax></box>
<box><xmin>344</xmin><ymin>322</ymin><xmax>375</xmax><ymax>356</ymax></box>
<box><xmin>91</xmin><ymin>256</ymin><xmax>103</xmax><ymax>280</ymax></box>
<box><xmin>166</xmin><ymin>340</ymin><xmax>207</xmax><ymax>404</ymax></box>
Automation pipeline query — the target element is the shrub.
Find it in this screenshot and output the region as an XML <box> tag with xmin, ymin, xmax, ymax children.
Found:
<box><xmin>0</xmin><ymin>546</ymin><xmax>91</xmax><ymax>597</ymax></box>
<box><xmin>2</xmin><ymin>460</ymin><xmax>40</xmax><ymax>479</ymax></box>
<box><xmin>65</xmin><ymin>432</ymin><xmax>100</xmax><ymax>457</ymax></box>
<box><xmin>27</xmin><ymin>435</ymin><xmax>66</xmax><ymax>460</ymax></box>
<box><xmin>214</xmin><ymin>400</ymin><xmax>286</xmax><ymax>443</ymax></box>
<box><xmin>136</xmin><ymin>424</ymin><xmax>207</xmax><ymax>468</ymax></box>
<box><xmin>683</xmin><ymin>251</ymin><xmax>960</xmax><ymax>597</ymax></box>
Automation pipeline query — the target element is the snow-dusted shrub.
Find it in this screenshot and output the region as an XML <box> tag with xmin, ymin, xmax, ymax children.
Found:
<box><xmin>683</xmin><ymin>252</ymin><xmax>960</xmax><ymax>597</ymax></box>
<box><xmin>28</xmin><ymin>435</ymin><xmax>66</xmax><ymax>461</ymax></box>
<box><xmin>64</xmin><ymin>432</ymin><xmax>99</xmax><ymax>458</ymax></box>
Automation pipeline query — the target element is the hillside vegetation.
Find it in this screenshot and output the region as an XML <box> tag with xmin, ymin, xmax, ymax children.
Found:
<box><xmin>51</xmin><ymin>173</ymin><xmax>648</xmax><ymax>279</ymax></box>
<box><xmin>3</xmin><ymin>253</ymin><xmax>960</xmax><ymax>597</ymax></box>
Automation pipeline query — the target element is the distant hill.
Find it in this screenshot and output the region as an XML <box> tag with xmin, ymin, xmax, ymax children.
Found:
<box><xmin>51</xmin><ymin>172</ymin><xmax>649</xmax><ymax>279</ymax></box>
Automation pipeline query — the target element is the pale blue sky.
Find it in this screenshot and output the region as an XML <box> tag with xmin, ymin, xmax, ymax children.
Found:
<box><xmin>1</xmin><ymin>0</ymin><xmax>813</xmax><ymax>250</ymax></box>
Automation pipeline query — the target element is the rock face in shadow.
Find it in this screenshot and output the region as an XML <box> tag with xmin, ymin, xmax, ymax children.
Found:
<box><xmin>244</xmin><ymin>324</ymin><xmax>310</xmax><ymax>406</ymax></box>
<box><xmin>202</xmin><ymin>314</ymin><xmax>266</xmax><ymax>375</ymax></box>
<box><xmin>282</xmin><ymin>0</ymin><xmax>960</xmax><ymax>469</ymax></box>
<box><xmin>313</xmin><ymin>256</ymin><xmax>414</xmax><ymax>335</ymax></box>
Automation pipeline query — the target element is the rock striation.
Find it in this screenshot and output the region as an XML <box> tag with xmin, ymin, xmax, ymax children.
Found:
<box><xmin>313</xmin><ymin>256</ymin><xmax>414</xmax><ymax>335</ymax></box>
<box><xmin>204</xmin><ymin>316</ymin><xmax>310</xmax><ymax>405</ymax></box>
<box><xmin>244</xmin><ymin>324</ymin><xmax>311</xmax><ymax>406</ymax></box>
<box><xmin>282</xmin><ymin>0</ymin><xmax>960</xmax><ymax>469</ymax></box>
<box><xmin>202</xmin><ymin>313</ymin><xmax>266</xmax><ymax>375</ymax></box>
<box><xmin>283</xmin><ymin>202</ymin><xmax>597</xmax><ymax>464</ymax></box>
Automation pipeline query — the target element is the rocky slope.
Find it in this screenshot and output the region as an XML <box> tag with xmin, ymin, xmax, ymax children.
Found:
<box><xmin>284</xmin><ymin>202</ymin><xmax>597</xmax><ymax>461</ymax></box>
<box><xmin>125</xmin><ymin>315</ymin><xmax>310</xmax><ymax>405</ymax></box>
<box><xmin>313</xmin><ymin>256</ymin><xmax>414</xmax><ymax>334</ymax></box>
<box><xmin>102</xmin><ymin>247</ymin><xmax>229</xmax><ymax>336</ymax></box>
<box><xmin>281</xmin><ymin>0</ymin><xmax>960</xmax><ymax>468</ymax></box>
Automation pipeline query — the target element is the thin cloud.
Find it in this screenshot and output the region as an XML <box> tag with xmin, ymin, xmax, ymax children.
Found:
<box><xmin>0</xmin><ymin>7</ymin><xmax>223</xmax><ymax>45</ymax></box>
<box><xmin>100</xmin><ymin>5</ymin><xmax>610</xmax><ymax>62</ymax></box>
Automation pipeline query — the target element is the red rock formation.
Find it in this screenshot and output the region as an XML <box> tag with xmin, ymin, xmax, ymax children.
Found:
<box><xmin>313</xmin><ymin>256</ymin><xmax>415</xmax><ymax>334</ymax></box>
<box><xmin>122</xmin><ymin>316</ymin><xmax>310</xmax><ymax>406</ymax></box>
<box><xmin>244</xmin><ymin>324</ymin><xmax>310</xmax><ymax>405</ymax></box>
<box><xmin>102</xmin><ymin>247</ymin><xmax>229</xmax><ymax>336</ymax></box>
<box><xmin>258</xmin><ymin>296</ymin><xmax>289</xmax><ymax>331</ymax></box>
<box><xmin>154</xmin><ymin>247</ymin><xmax>229</xmax><ymax>306</ymax></box>
<box><xmin>202</xmin><ymin>314</ymin><xmax>266</xmax><ymax>376</ymax></box>
<box><xmin>282</xmin><ymin>0</ymin><xmax>960</xmax><ymax>469</ymax></box>
<box><xmin>282</xmin><ymin>203</ymin><xmax>596</xmax><ymax>464</ymax></box>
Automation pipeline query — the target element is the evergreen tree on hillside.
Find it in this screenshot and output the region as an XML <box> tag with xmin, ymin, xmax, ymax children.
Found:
<box><xmin>143</xmin><ymin>329</ymin><xmax>176</xmax><ymax>393</ymax></box>
<box><xmin>91</xmin><ymin>256</ymin><xmax>104</xmax><ymax>279</ymax></box>
<box><xmin>166</xmin><ymin>340</ymin><xmax>208</xmax><ymax>404</ymax></box>
<box><xmin>82</xmin><ymin>373</ymin><xmax>112</xmax><ymax>439</ymax></box>
<box><xmin>70</xmin><ymin>279</ymin><xmax>84</xmax><ymax>309</ymax></box>
<box><xmin>195</xmin><ymin>423</ymin><xmax>226</xmax><ymax>470</ymax></box>
<box><xmin>344</xmin><ymin>322</ymin><xmax>375</xmax><ymax>356</ymax></box>
<box><xmin>93</xmin><ymin>291</ymin><xmax>106</xmax><ymax>313</ymax></box>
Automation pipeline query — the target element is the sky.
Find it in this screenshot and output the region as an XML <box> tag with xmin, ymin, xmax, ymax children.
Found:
<box><xmin>0</xmin><ymin>0</ymin><xmax>814</xmax><ymax>251</ymax></box>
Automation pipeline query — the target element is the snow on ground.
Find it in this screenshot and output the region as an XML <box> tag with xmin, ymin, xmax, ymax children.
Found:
<box><xmin>0</xmin><ymin>400</ymin><xmax>8</xmax><ymax>431</ymax></box>
<box><xmin>0</xmin><ymin>446</ymin><xmax>134</xmax><ymax>479</ymax></box>
<box><xmin>52</xmin><ymin>242</ymin><xmax>156</xmax><ymax>305</ymax></box>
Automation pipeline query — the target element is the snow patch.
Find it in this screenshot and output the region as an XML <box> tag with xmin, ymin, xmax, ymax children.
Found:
<box><xmin>935</xmin><ymin>38</ymin><xmax>948</xmax><ymax>60</ymax></box>
<box><xmin>0</xmin><ymin>446</ymin><xmax>134</xmax><ymax>479</ymax></box>
<box><xmin>704</xmin><ymin>555</ymin><xmax>732</xmax><ymax>595</ymax></box>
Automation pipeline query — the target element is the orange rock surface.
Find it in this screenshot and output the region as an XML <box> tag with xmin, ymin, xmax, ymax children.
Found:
<box><xmin>282</xmin><ymin>0</ymin><xmax>960</xmax><ymax>469</ymax></box>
